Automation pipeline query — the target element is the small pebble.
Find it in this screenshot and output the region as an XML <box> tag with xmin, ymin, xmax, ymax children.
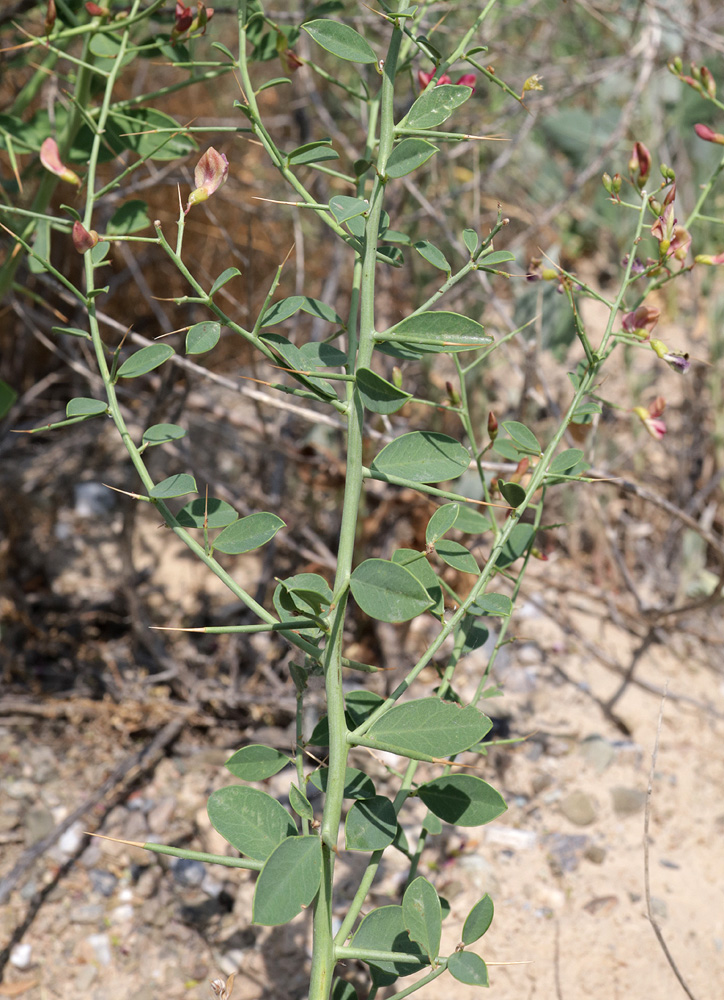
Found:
<box><xmin>171</xmin><ymin>857</ymin><xmax>206</xmax><ymax>887</ymax></box>
<box><xmin>88</xmin><ymin>869</ymin><xmax>118</xmax><ymax>897</ymax></box>
<box><xmin>560</xmin><ymin>790</ymin><xmax>597</xmax><ymax>826</ymax></box>
<box><xmin>57</xmin><ymin>821</ymin><xmax>85</xmax><ymax>857</ymax></box>
<box><xmin>485</xmin><ymin>825</ymin><xmax>538</xmax><ymax>850</ymax></box>
<box><xmin>610</xmin><ymin>786</ymin><xmax>646</xmax><ymax>816</ymax></box>
<box><xmin>10</xmin><ymin>943</ymin><xmax>32</xmax><ymax>970</ymax></box>
<box><xmin>71</xmin><ymin>903</ymin><xmax>105</xmax><ymax>925</ymax></box>
<box><xmin>86</xmin><ymin>932</ymin><xmax>112</xmax><ymax>966</ymax></box>
<box><xmin>546</xmin><ymin>833</ymin><xmax>589</xmax><ymax>873</ymax></box>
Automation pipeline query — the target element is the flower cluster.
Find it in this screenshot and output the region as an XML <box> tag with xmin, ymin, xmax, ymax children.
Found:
<box><xmin>418</xmin><ymin>70</ymin><xmax>476</xmax><ymax>92</ymax></box>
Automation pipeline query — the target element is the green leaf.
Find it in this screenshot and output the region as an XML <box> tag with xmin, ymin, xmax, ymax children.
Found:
<box><xmin>51</xmin><ymin>326</ymin><xmax>91</xmax><ymax>340</ymax></box>
<box><xmin>501</xmin><ymin>420</ymin><xmax>541</xmax><ymax>455</ymax></box>
<box><xmin>65</xmin><ymin>397</ymin><xmax>107</xmax><ymax>418</ymax></box>
<box><xmin>447</xmin><ymin>951</ymin><xmax>489</xmax><ymax>986</ymax></box>
<box><xmin>478</xmin><ymin>249</ymin><xmax>516</xmax><ymax>267</ymax></box>
<box><xmin>176</xmin><ymin>497</ymin><xmax>238</xmax><ymax>529</ymax></box>
<box><xmin>207</xmin><ymin>786</ymin><xmax>296</xmax><ymax>860</ymax></box>
<box><xmin>350</xmin><ymin>559</ymin><xmax>432</xmax><ymax>623</ymax></box>
<box><xmin>422</xmin><ymin>811</ymin><xmax>443</xmax><ymax>835</ymax></box>
<box><xmin>309</xmin><ymin>767</ymin><xmax>376</xmax><ymax>800</ymax></box>
<box><xmin>252</xmin><ymin>835</ymin><xmax>322</xmax><ymax>925</ymax></box>
<box><xmin>331</xmin><ymin>979</ymin><xmax>358</xmax><ymax>1000</ymax></box>
<box><xmin>469</xmin><ymin>593</ymin><xmax>512</xmax><ymax>617</ymax></box>
<box><xmin>498</xmin><ymin>481</ymin><xmax>526</xmax><ymax>508</ymax></box>
<box><xmin>572</xmin><ymin>400</ymin><xmax>602</xmax><ymax>419</ymax></box>
<box><xmin>345</xmin><ymin>690</ymin><xmax>385</xmax><ymax>728</ymax></box>
<box><xmin>287</xmin><ymin>139</ymin><xmax>339</xmax><ymax>166</ymax></box>
<box><xmin>454</xmin><ymin>506</ymin><xmax>492</xmax><ymax>534</ymax></box>
<box><xmin>90</xmin><ymin>241</ymin><xmax>110</xmax><ymax>267</ymax></box>
<box><xmin>386</xmin><ymin>138</ymin><xmax>438</xmax><ymax>178</ymax></box>
<box><xmin>351</xmin><ymin>906</ymin><xmax>428</xmax><ymax>983</ymax></box>
<box><xmin>402</xmin><ymin>84</ymin><xmax>473</xmax><ymax>130</ymax></box>
<box><xmin>458</xmin><ymin>617</ymin><xmax>490</xmax><ymax>657</ymax></box>
<box><xmin>298</xmin><ymin>342</ymin><xmax>347</xmax><ymax>368</ymax></box>
<box><xmin>492</xmin><ymin>438</ymin><xmax>521</xmax><ymax>461</ymax></box>
<box><xmin>213</xmin><ymin>512</ymin><xmax>285</xmax><ymax>555</ymax></box>
<box><xmin>260</xmin><ymin>332</ymin><xmax>337</xmax><ymax>399</ymax></box>
<box><xmin>463</xmin><ymin>228</ymin><xmax>478</xmax><ymax>253</ymax></box>
<box><xmin>210</xmin><ymin>267</ymin><xmax>242</xmax><ymax>296</ymax></box>
<box><xmin>149</xmin><ymin>474</ymin><xmax>197</xmax><ymax>499</ymax></box>
<box><xmin>186</xmin><ymin>321</ymin><xmax>221</xmax><ymax>355</ymax></box>
<box><xmin>345</xmin><ymin>795</ymin><xmax>397</xmax><ymax>851</ymax></box>
<box><xmin>107</xmin><ymin>108</ymin><xmax>197</xmax><ymax>161</ymax></box>
<box><xmin>462</xmin><ymin>894</ymin><xmax>494</xmax><ymax>945</ymax></box>
<box><xmin>106</xmin><ymin>199</ymin><xmax>150</xmax><ymax>235</ymax></box>
<box><xmin>289</xmin><ymin>783</ymin><xmax>314</xmax><ymax>821</ymax></box>
<box><xmin>402</xmin><ymin>877</ymin><xmax>441</xmax><ymax>963</ymax></box>
<box><xmin>117</xmin><ymin>344</ymin><xmax>175</xmax><ymax>378</ymax></box>
<box><xmin>224</xmin><ymin>745</ymin><xmax>291</xmax><ymax>781</ymax></box>
<box><xmin>413</xmin><ymin>240</ymin><xmax>450</xmax><ymax>272</ymax></box>
<box><xmin>434</xmin><ymin>539</ymin><xmax>478</xmax><ymax>574</ymax></box>
<box><xmin>371</xmin><ymin>431</ymin><xmax>470</xmax><ymax>484</ymax></box>
<box><xmin>363</xmin><ymin>699</ymin><xmax>491</xmax><ymax>758</ymax></box>
<box><xmin>142</xmin><ymin>423</ymin><xmax>186</xmax><ymax>447</ymax></box>
<box><xmin>274</xmin><ymin>573</ymin><xmax>333</xmax><ymax>618</ymax></box>
<box><xmin>417</xmin><ymin>774</ymin><xmax>507</xmax><ymax>826</ymax></box>
<box><xmin>0</xmin><ymin>379</ymin><xmax>17</xmax><ymax>419</ymax></box>
<box><xmin>329</xmin><ymin>195</ymin><xmax>369</xmax><ymax>224</ymax></box>
<box><xmin>376</xmin><ymin>310</ymin><xmax>491</xmax><ymax>356</ymax></box>
<box><xmin>302</xmin><ymin>20</ymin><xmax>377</xmax><ymax>63</ymax></box>
<box><xmin>495</xmin><ymin>523</ymin><xmax>535</xmax><ymax>568</ymax></box>
<box><xmin>392</xmin><ymin>549</ymin><xmax>445</xmax><ymax>618</ymax></box>
<box><xmin>549</xmin><ymin>448</ymin><xmax>585</xmax><ymax>474</ymax></box>
<box><xmin>356</xmin><ymin>368</ymin><xmax>411</xmax><ymax>414</ymax></box>
<box><xmin>425</xmin><ymin>504</ymin><xmax>459</xmax><ymax>547</ymax></box>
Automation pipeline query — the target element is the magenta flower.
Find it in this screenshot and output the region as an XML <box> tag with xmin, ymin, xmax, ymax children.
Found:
<box><xmin>39</xmin><ymin>137</ymin><xmax>81</xmax><ymax>186</ymax></box>
<box><xmin>72</xmin><ymin>221</ymin><xmax>99</xmax><ymax>253</ymax></box>
<box><xmin>650</xmin><ymin>339</ymin><xmax>691</xmax><ymax>374</ymax></box>
<box><xmin>622</xmin><ymin>304</ymin><xmax>659</xmax><ymax>338</ymax></box>
<box><xmin>417</xmin><ymin>70</ymin><xmax>476</xmax><ymax>93</ymax></box>
<box><xmin>185</xmin><ymin>147</ymin><xmax>229</xmax><ymax>213</ymax></box>
<box><xmin>633</xmin><ymin>400</ymin><xmax>666</xmax><ymax>441</ymax></box>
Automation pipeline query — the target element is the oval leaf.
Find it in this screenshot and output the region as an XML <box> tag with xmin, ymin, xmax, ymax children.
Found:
<box><xmin>309</xmin><ymin>766</ymin><xmax>376</xmax><ymax>801</ymax></box>
<box><xmin>345</xmin><ymin>795</ymin><xmax>397</xmax><ymax>851</ymax></box>
<box><xmin>149</xmin><ymin>473</ymin><xmax>197</xmax><ymax>499</ymax></box>
<box><xmin>289</xmin><ymin>783</ymin><xmax>314</xmax><ymax>821</ymax></box>
<box><xmin>478</xmin><ymin>249</ymin><xmax>516</xmax><ymax>266</ymax></box>
<box><xmin>498</xmin><ymin>480</ymin><xmax>527</xmax><ymax>508</ymax></box>
<box><xmin>357</xmin><ymin>367</ymin><xmax>411</xmax><ymax>414</ymax></box>
<box><xmin>402</xmin><ymin>877</ymin><xmax>441</xmax><ymax>963</ymax></box>
<box><xmin>462</xmin><ymin>894</ymin><xmax>494</xmax><ymax>945</ymax></box>
<box><xmin>302</xmin><ymin>20</ymin><xmax>377</xmax><ymax>63</ymax></box>
<box><xmin>142</xmin><ymin>423</ymin><xmax>186</xmax><ymax>447</ymax></box>
<box><xmin>403</xmin><ymin>84</ymin><xmax>473</xmax><ymax>130</ymax></box>
<box><xmin>426</xmin><ymin>503</ymin><xmax>459</xmax><ymax>547</ymax></box>
<box><xmin>351</xmin><ymin>906</ymin><xmax>428</xmax><ymax>982</ymax></box>
<box><xmin>501</xmin><ymin>420</ymin><xmax>541</xmax><ymax>455</ymax></box>
<box><xmin>413</xmin><ymin>240</ymin><xmax>450</xmax><ymax>272</ymax></box>
<box><xmin>210</xmin><ymin>267</ymin><xmax>241</xmax><ymax>296</ymax></box>
<box><xmin>66</xmin><ymin>397</ymin><xmax>107</xmax><ymax>417</ymax></box>
<box><xmin>417</xmin><ymin>774</ymin><xmax>507</xmax><ymax>826</ymax></box>
<box><xmin>350</xmin><ymin>559</ymin><xmax>432</xmax><ymax>623</ymax></box>
<box><xmin>329</xmin><ymin>195</ymin><xmax>369</xmax><ymax>224</ymax></box>
<box><xmin>386</xmin><ymin>138</ymin><xmax>438</xmax><ymax>178</ymax></box>
<box><xmin>376</xmin><ymin>310</ymin><xmax>491</xmax><ymax>355</ymax></box>
<box><xmin>176</xmin><ymin>497</ymin><xmax>238</xmax><ymax>529</ymax></box>
<box><xmin>447</xmin><ymin>951</ymin><xmax>489</xmax><ymax>987</ymax></box>
<box><xmin>117</xmin><ymin>344</ymin><xmax>175</xmax><ymax>378</ymax></box>
<box><xmin>433</xmin><ymin>539</ymin><xmax>478</xmax><ymax>574</ymax></box>
<box><xmin>186</xmin><ymin>321</ymin><xmax>221</xmax><ymax>355</ymax></box>
<box><xmin>469</xmin><ymin>593</ymin><xmax>512</xmax><ymax>617</ymax></box>
<box><xmin>495</xmin><ymin>523</ymin><xmax>535</xmax><ymax>568</ymax></box>
<box><xmin>252</xmin><ymin>835</ymin><xmax>322</xmax><ymax>926</ymax></box>
<box><xmin>371</xmin><ymin>431</ymin><xmax>470</xmax><ymax>484</ymax></box>
<box><xmin>207</xmin><ymin>786</ymin><xmax>296</xmax><ymax>860</ymax></box>
<box><xmin>463</xmin><ymin>228</ymin><xmax>478</xmax><ymax>253</ymax></box>
<box><xmin>391</xmin><ymin>549</ymin><xmax>443</xmax><ymax>617</ymax></box>
<box><xmin>549</xmin><ymin>448</ymin><xmax>584</xmax><ymax>474</ymax></box>
<box><xmin>363</xmin><ymin>699</ymin><xmax>491</xmax><ymax>758</ymax></box>
<box><xmin>214</xmin><ymin>512</ymin><xmax>285</xmax><ymax>555</ymax></box>
<box><xmin>224</xmin><ymin>744</ymin><xmax>291</xmax><ymax>781</ymax></box>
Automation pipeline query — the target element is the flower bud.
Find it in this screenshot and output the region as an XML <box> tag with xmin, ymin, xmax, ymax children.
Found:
<box><xmin>660</xmin><ymin>164</ymin><xmax>675</xmax><ymax>181</ymax></box>
<box><xmin>695</xmin><ymin>251</ymin><xmax>724</xmax><ymax>265</ymax></box>
<box><xmin>669</xmin><ymin>56</ymin><xmax>683</xmax><ymax>74</ymax></box>
<box><xmin>611</xmin><ymin>173</ymin><xmax>622</xmax><ymax>194</ymax></box>
<box><xmin>45</xmin><ymin>0</ymin><xmax>56</xmax><ymax>34</ymax></box>
<box><xmin>185</xmin><ymin>147</ymin><xmax>229</xmax><ymax>213</ymax></box>
<box><xmin>72</xmin><ymin>221</ymin><xmax>99</xmax><ymax>253</ymax></box>
<box><xmin>85</xmin><ymin>1</ymin><xmax>110</xmax><ymax>14</ymax></box>
<box><xmin>39</xmin><ymin>137</ymin><xmax>81</xmax><ymax>186</ymax></box>
<box><xmin>694</xmin><ymin>123</ymin><xmax>724</xmax><ymax>145</ymax></box>
<box><xmin>602</xmin><ymin>172</ymin><xmax>613</xmax><ymax>193</ymax></box>
<box><xmin>629</xmin><ymin>141</ymin><xmax>651</xmax><ymax>187</ymax></box>
<box><xmin>700</xmin><ymin>66</ymin><xmax>716</xmax><ymax>99</ymax></box>
<box><xmin>445</xmin><ymin>381</ymin><xmax>461</xmax><ymax>405</ymax></box>
<box><xmin>391</xmin><ymin>366</ymin><xmax>403</xmax><ymax>389</ymax></box>
<box><xmin>487</xmin><ymin>411</ymin><xmax>498</xmax><ymax>442</ymax></box>
<box><xmin>173</xmin><ymin>1</ymin><xmax>193</xmax><ymax>35</ymax></box>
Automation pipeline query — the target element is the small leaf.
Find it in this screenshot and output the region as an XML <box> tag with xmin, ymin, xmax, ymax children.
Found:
<box><xmin>150</xmin><ymin>474</ymin><xmax>197</xmax><ymax>499</ymax></box>
<box><xmin>391</xmin><ymin>549</ymin><xmax>443</xmax><ymax>617</ymax></box>
<box><xmin>309</xmin><ymin>767</ymin><xmax>376</xmax><ymax>800</ymax></box>
<box><xmin>176</xmin><ymin>497</ymin><xmax>238</xmax><ymax>529</ymax></box>
<box><xmin>371</xmin><ymin>431</ymin><xmax>470</xmax><ymax>484</ymax></box>
<box><xmin>0</xmin><ymin>379</ymin><xmax>17</xmax><ymax>419</ymax></box>
<box><xmin>351</xmin><ymin>906</ymin><xmax>428</xmax><ymax>983</ymax></box>
<box><xmin>329</xmin><ymin>195</ymin><xmax>368</xmax><ymax>224</ymax></box>
<box><xmin>402</xmin><ymin>876</ymin><xmax>441</xmax><ymax>963</ymax></box>
<box><xmin>434</xmin><ymin>539</ymin><xmax>478</xmax><ymax>574</ymax></box>
<box><xmin>51</xmin><ymin>326</ymin><xmax>91</xmax><ymax>340</ymax></box>
<box><xmin>260</xmin><ymin>332</ymin><xmax>337</xmax><ymax>399</ymax></box>
<box><xmin>463</xmin><ymin>228</ymin><xmax>478</xmax><ymax>253</ymax></box>
<box><xmin>469</xmin><ymin>593</ymin><xmax>512</xmax><ymax>617</ymax></box>
<box><xmin>492</xmin><ymin>438</ymin><xmax>521</xmax><ymax>461</ymax></box>
<box><xmin>66</xmin><ymin>397</ymin><xmax>107</xmax><ymax>418</ymax></box>
<box><xmin>425</xmin><ymin>504</ymin><xmax>459</xmax><ymax>547</ymax></box>
<box><xmin>549</xmin><ymin>448</ymin><xmax>584</xmax><ymax>474</ymax></box>
<box><xmin>417</xmin><ymin>774</ymin><xmax>507</xmax><ymax>826</ymax></box>
<box><xmin>458</xmin><ymin>618</ymin><xmax>490</xmax><ymax>657</ymax></box>
<box><xmin>186</xmin><ymin>321</ymin><xmax>221</xmax><ymax>355</ymax></box>
<box><xmin>498</xmin><ymin>480</ymin><xmax>526</xmax><ymax>508</ymax></box>
<box><xmin>350</xmin><ymin>559</ymin><xmax>432</xmax><ymax>623</ymax></box>
<box><xmin>224</xmin><ymin>744</ymin><xmax>291</xmax><ymax>781</ymax></box>
<box><xmin>345</xmin><ymin>690</ymin><xmax>385</xmax><ymax>729</ymax></box>
<box><xmin>345</xmin><ymin>795</ymin><xmax>397</xmax><ymax>851</ymax></box>
<box><xmin>448</xmin><ymin>951</ymin><xmax>489</xmax><ymax>987</ymax></box>
<box><xmin>376</xmin><ymin>311</ymin><xmax>491</xmax><ymax>356</ymax></box>
<box><xmin>495</xmin><ymin>523</ymin><xmax>535</xmax><ymax>568</ymax></box>
<box><xmin>252</xmin><ymin>835</ymin><xmax>322</xmax><ymax>926</ymax></box>
<box><xmin>357</xmin><ymin>367</ymin><xmax>411</xmax><ymax>414</ymax></box>
<box><xmin>462</xmin><ymin>894</ymin><xmax>494</xmax><ymax>945</ymax></box>
<box><xmin>289</xmin><ymin>783</ymin><xmax>314</xmax><ymax>821</ymax></box>
<box><xmin>331</xmin><ymin>980</ymin><xmax>358</xmax><ymax>1000</ymax></box>
<box><xmin>386</xmin><ymin>138</ymin><xmax>438</xmax><ymax>178</ymax></box>
<box><xmin>214</xmin><ymin>512</ymin><xmax>285</xmax><ymax>554</ymax></box>
<box><xmin>298</xmin><ymin>342</ymin><xmax>347</xmax><ymax>368</ymax></box>
<box><xmin>106</xmin><ymin>199</ymin><xmax>150</xmax><ymax>235</ymax></box>
<box><xmin>478</xmin><ymin>249</ymin><xmax>516</xmax><ymax>266</ymax></box>
<box><xmin>454</xmin><ymin>506</ymin><xmax>491</xmax><ymax>534</ymax></box>
<box><xmin>117</xmin><ymin>344</ymin><xmax>175</xmax><ymax>378</ymax></box>
<box><xmin>210</xmin><ymin>267</ymin><xmax>241</xmax><ymax>296</ymax></box>
<box><xmin>142</xmin><ymin>423</ymin><xmax>186</xmax><ymax>447</ymax></box>
<box><xmin>207</xmin><ymin>786</ymin><xmax>296</xmax><ymax>860</ymax></box>
<box><xmin>302</xmin><ymin>19</ymin><xmax>377</xmax><ymax>63</ymax></box>
<box><xmin>413</xmin><ymin>240</ymin><xmax>450</xmax><ymax>272</ymax></box>
<box><xmin>363</xmin><ymin>699</ymin><xmax>491</xmax><ymax>758</ymax></box>
<box><xmin>403</xmin><ymin>84</ymin><xmax>473</xmax><ymax>130</ymax></box>
<box><xmin>287</xmin><ymin>139</ymin><xmax>339</xmax><ymax>166</ymax></box>
<box><xmin>501</xmin><ymin>420</ymin><xmax>541</xmax><ymax>455</ymax></box>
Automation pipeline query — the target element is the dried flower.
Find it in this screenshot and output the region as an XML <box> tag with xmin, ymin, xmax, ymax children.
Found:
<box><xmin>487</xmin><ymin>411</ymin><xmax>498</xmax><ymax>442</ymax></box>
<box><xmin>629</xmin><ymin>141</ymin><xmax>651</xmax><ymax>187</ymax></box>
<box><xmin>39</xmin><ymin>137</ymin><xmax>81</xmax><ymax>186</ymax></box>
<box><xmin>45</xmin><ymin>0</ymin><xmax>56</xmax><ymax>34</ymax></box>
<box><xmin>694</xmin><ymin>123</ymin><xmax>724</xmax><ymax>145</ymax></box>
<box><xmin>173</xmin><ymin>1</ymin><xmax>193</xmax><ymax>35</ymax></box>
<box><xmin>185</xmin><ymin>147</ymin><xmax>228</xmax><ymax>213</ymax></box>
<box><xmin>622</xmin><ymin>304</ymin><xmax>660</xmax><ymax>338</ymax></box>
<box><xmin>72</xmin><ymin>221</ymin><xmax>99</xmax><ymax>253</ymax></box>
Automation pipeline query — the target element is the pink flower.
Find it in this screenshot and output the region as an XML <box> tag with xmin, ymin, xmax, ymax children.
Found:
<box><xmin>417</xmin><ymin>70</ymin><xmax>475</xmax><ymax>93</ymax></box>
<box><xmin>695</xmin><ymin>251</ymin><xmax>724</xmax><ymax>265</ymax></box>
<box><xmin>650</xmin><ymin>339</ymin><xmax>691</xmax><ymax>374</ymax></box>
<box><xmin>185</xmin><ymin>147</ymin><xmax>228</xmax><ymax>213</ymax></box>
<box><xmin>633</xmin><ymin>401</ymin><xmax>666</xmax><ymax>440</ymax></box>
<box><xmin>622</xmin><ymin>304</ymin><xmax>659</xmax><ymax>338</ymax></box>
<box><xmin>72</xmin><ymin>221</ymin><xmax>99</xmax><ymax>253</ymax></box>
<box><xmin>174</xmin><ymin>1</ymin><xmax>193</xmax><ymax>34</ymax></box>
<box><xmin>39</xmin><ymin>137</ymin><xmax>81</xmax><ymax>186</ymax></box>
<box><xmin>694</xmin><ymin>123</ymin><xmax>724</xmax><ymax>145</ymax></box>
